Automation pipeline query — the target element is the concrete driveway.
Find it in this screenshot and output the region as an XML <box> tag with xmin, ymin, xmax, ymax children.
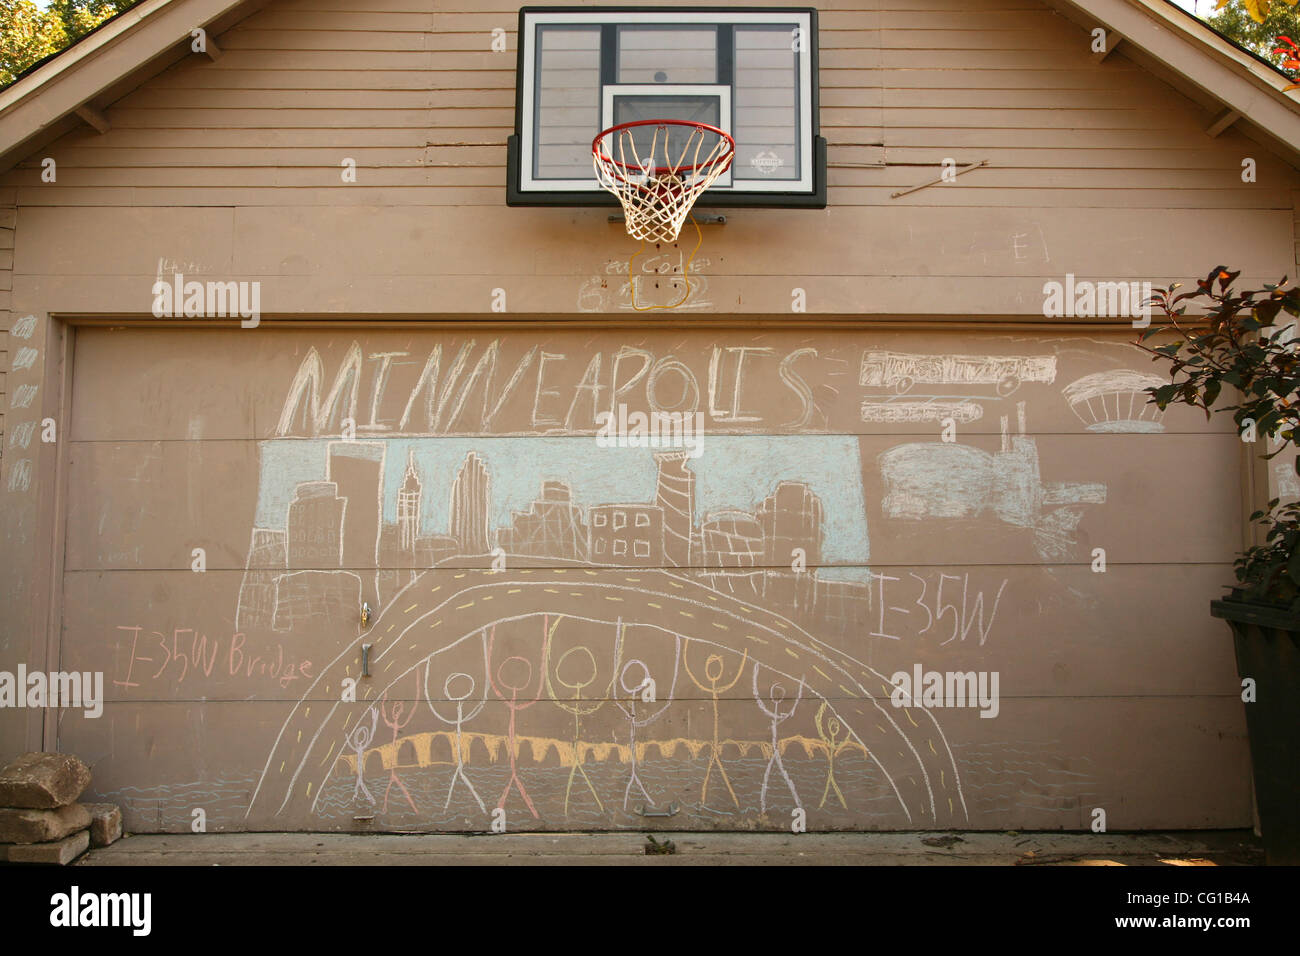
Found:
<box><xmin>72</xmin><ymin>830</ymin><xmax>1265</xmax><ymax>866</ymax></box>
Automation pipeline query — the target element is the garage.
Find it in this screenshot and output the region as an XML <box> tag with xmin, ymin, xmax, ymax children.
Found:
<box><xmin>2</xmin><ymin>0</ymin><xmax>1293</xmax><ymax>840</ymax></box>
<box><xmin>45</xmin><ymin>324</ymin><xmax>1244</xmax><ymax>832</ymax></box>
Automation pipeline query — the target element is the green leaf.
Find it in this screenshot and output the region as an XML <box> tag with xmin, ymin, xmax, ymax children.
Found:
<box><xmin>1204</xmin><ymin>379</ymin><xmax>1222</xmax><ymax>408</ymax></box>
<box><xmin>1287</xmin><ymin>547</ymin><xmax>1300</xmax><ymax>587</ymax></box>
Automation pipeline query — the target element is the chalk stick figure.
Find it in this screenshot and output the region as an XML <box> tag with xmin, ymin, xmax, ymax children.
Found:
<box><xmin>545</xmin><ymin>642</ymin><xmax>607</xmax><ymax>816</ymax></box>
<box><xmin>378</xmin><ymin>681</ymin><xmax>418</xmax><ymax>814</ymax></box>
<box><xmin>425</xmin><ymin>659</ymin><xmax>487</xmax><ymax>813</ymax></box>
<box><xmin>612</xmin><ymin>632</ymin><xmax>681</xmax><ymax>811</ymax></box>
<box><xmin>814</xmin><ymin>701</ymin><xmax>848</xmax><ymax>810</ymax></box>
<box><xmin>684</xmin><ymin>646</ymin><xmax>749</xmax><ymax>808</ymax></box>
<box><xmin>487</xmin><ymin>621</ymin><xmax>546</xmax><ymax>819</ymax></box>
<box><xmin>753</xmin><ymin>663</ymin><xmax>804</xmax><ymax>813</ymax></box>
<box><xmin>347</xmin><ymin>704</ymin><xmax>379</xmax><ymax>809</ymax></box>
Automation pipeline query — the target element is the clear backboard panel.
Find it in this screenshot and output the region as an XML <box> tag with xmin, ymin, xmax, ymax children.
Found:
<box><xmin>507</xmin><ymin>7</ymin><xmax>826</xmax><ymax>207</ymax></box>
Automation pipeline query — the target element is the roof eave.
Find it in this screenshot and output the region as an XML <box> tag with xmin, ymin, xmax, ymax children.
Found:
<box><xmin>0</xmin><ymin>0</ymin><xmax>264</xmax><ymax>175</ymax></box>
<box><xmin>1048</xmin><ymin>0</ymin><xmax>1300</xmax><ymax>161</ymax></box>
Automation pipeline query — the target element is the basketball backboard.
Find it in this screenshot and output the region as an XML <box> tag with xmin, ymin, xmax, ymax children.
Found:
<box><xmin>507</xmin><ymin>6</ymin><xmax>826</xmax><ymax>207</ymax></box>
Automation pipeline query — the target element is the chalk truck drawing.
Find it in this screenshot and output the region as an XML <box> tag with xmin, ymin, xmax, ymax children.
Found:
<box><xmin>879</xmin><ymin>403</ymin><xmax>1107</xmax><ymax>562</ymax></box>
<box><xmin>860</xmin><ymin>350</ymin><xmax>1058</xmax><ymax>397</ymax></box>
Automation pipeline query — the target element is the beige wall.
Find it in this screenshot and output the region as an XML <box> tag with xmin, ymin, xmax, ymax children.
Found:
<box><xmin>0</xmin><ymin>0</ymin><xmax>1291</xmax><ymax>831</ymax></box>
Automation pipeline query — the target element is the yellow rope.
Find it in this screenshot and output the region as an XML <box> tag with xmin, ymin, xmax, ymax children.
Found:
<box><xmin>628</xmin><ymin>213</ymin><xmax>703</xmax><ymax>312</ymax></box>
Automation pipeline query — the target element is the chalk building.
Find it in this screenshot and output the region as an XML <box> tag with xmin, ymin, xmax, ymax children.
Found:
<box><xmin>449</xmin><ymin>451</ymin><xmax>491</xmax><ymax>556</ymax></box>
<box><xmin>286</xmin><ymin>481</ymin><xmax>345</xmax><ymax>570</ymax></box>
<box><xmin>497</xmin><ymin>481</ymin><xmax>588</xmax><ymax>562</ymax></box>
<box><xmin>589</xmin><ymin>503</ymin><xmax>663</xmax><ymax>566</ymax></box>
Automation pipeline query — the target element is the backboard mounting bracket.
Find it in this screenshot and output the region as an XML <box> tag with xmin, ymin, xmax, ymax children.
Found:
<box><xmin>608</xmin><ymin>213</ymin><xmax>727</xmax><ymax>226</ymax></box>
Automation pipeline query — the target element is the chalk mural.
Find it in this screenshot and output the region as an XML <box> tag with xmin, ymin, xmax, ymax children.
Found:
<box><xmin>859</xmin><ymin>350</ymin><xmax>1057</xmax><ymax>396</ymax></box>
<box><xmin>84</xmin><ymin>333</ymin><xmax>1181</xmax><ymax>831</ymax></box>
<box><xmin>879</xmin><ymin>403</ymin><xmax>1107</xmax><ymax>562</ymax></box>
<box><xmin>1061</xmin><ymin>370</ymin><xmax>1167</xmax><ymax>433</ymax></box>
<box><xmin>857</xmin><ymin>349</ymin><xmax>1057</xmax><ymax>426</ymax></box>
<box><xmin>238</xmin><ymin>433</ymin><xmax>980</xmax><ymax>826</ymax></box>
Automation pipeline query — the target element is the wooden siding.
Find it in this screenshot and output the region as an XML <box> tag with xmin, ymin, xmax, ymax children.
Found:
<box><xmin>0</xmin><ymin>203</ymin><xmax>13</xmax><ymax>455</ymax></box>
<box><xmin>1</xmin><ymin>1</ymin><xmax>1295</xmax><ymax>214</ymax></box>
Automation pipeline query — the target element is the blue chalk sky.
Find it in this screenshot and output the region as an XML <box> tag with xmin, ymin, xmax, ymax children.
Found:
<box><xmin>256</xmin><ymin>436</ymin><xmax>869</xmax><ymax>570</ymax></box>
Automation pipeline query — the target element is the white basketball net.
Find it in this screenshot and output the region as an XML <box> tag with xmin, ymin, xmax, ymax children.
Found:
<box><xmin>593</xmin><ymin>123</ymin><xmax>734</xmax><ymax>243</ymax></box>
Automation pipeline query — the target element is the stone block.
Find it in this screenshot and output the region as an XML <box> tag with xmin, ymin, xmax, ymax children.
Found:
<box><xmin>0</xmin><ymin>752</ymin><xmax>91</xmax><ymax>808</ymax></box>
<box><xmin>0</xmin><ymin>803</ymin><xmax>91</xmax><ymax>843</ymax></box>
<box><xmin>6</xmin><ymin>829</ymin><xmax>90</xmax><ymax>864</ymax></box>
<box><xmin>83</xmin><ymin>803</ymin><xmax>123</xmax><ymax>847</ymax></box>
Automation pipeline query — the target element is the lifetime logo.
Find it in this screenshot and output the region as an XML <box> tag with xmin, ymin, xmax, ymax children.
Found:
<box><xmin>49</xmin><ymin>887</ymin><xmax>151</xmax><ymax>936</ymax></box>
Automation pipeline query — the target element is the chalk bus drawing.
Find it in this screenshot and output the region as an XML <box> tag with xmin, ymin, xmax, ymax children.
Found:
<box><xmin>859</xmin><ymin>350</ymin><xmax>1057</xmax><ymax>396</ymax></box>
<box><xmin>860</xmin><ymin>399</ymin><xmax>984</xmax><ymax>424</ymax></box>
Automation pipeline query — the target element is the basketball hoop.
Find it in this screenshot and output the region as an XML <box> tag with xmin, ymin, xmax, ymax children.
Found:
<box><xmin>593</xmin><ymin>119</ymin><xmax>735</xmax><ymax>244</ymax></box>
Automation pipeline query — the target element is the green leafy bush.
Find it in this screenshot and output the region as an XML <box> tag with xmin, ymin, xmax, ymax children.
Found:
<box><xmin>1139</xmin><ymin>267</ymin><xmax>1300</xmax><ymax>604</ymax></box>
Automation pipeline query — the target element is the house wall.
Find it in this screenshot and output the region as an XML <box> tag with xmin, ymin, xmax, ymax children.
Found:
<box><xmin>0</xmin><ymin>0</ymin><xmax>1294</xmax><ymax>832</ymax></box>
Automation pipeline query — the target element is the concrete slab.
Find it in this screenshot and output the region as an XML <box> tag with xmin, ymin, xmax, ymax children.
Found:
<box><xmin>72</xmin><ymin>830</ymin><xmax>1264</xmax><ymax>866</ymax></box>
<box><xmin>7</xmin><ymin>829</ymin><xmax>90</xmax><ymax>865</ymax></box>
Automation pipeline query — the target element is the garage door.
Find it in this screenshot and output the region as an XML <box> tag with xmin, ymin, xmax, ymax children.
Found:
<box><xmin>57</xmin><ymin>325</ymin><xmax>1249</xmax><ymax>832</ymax></box>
